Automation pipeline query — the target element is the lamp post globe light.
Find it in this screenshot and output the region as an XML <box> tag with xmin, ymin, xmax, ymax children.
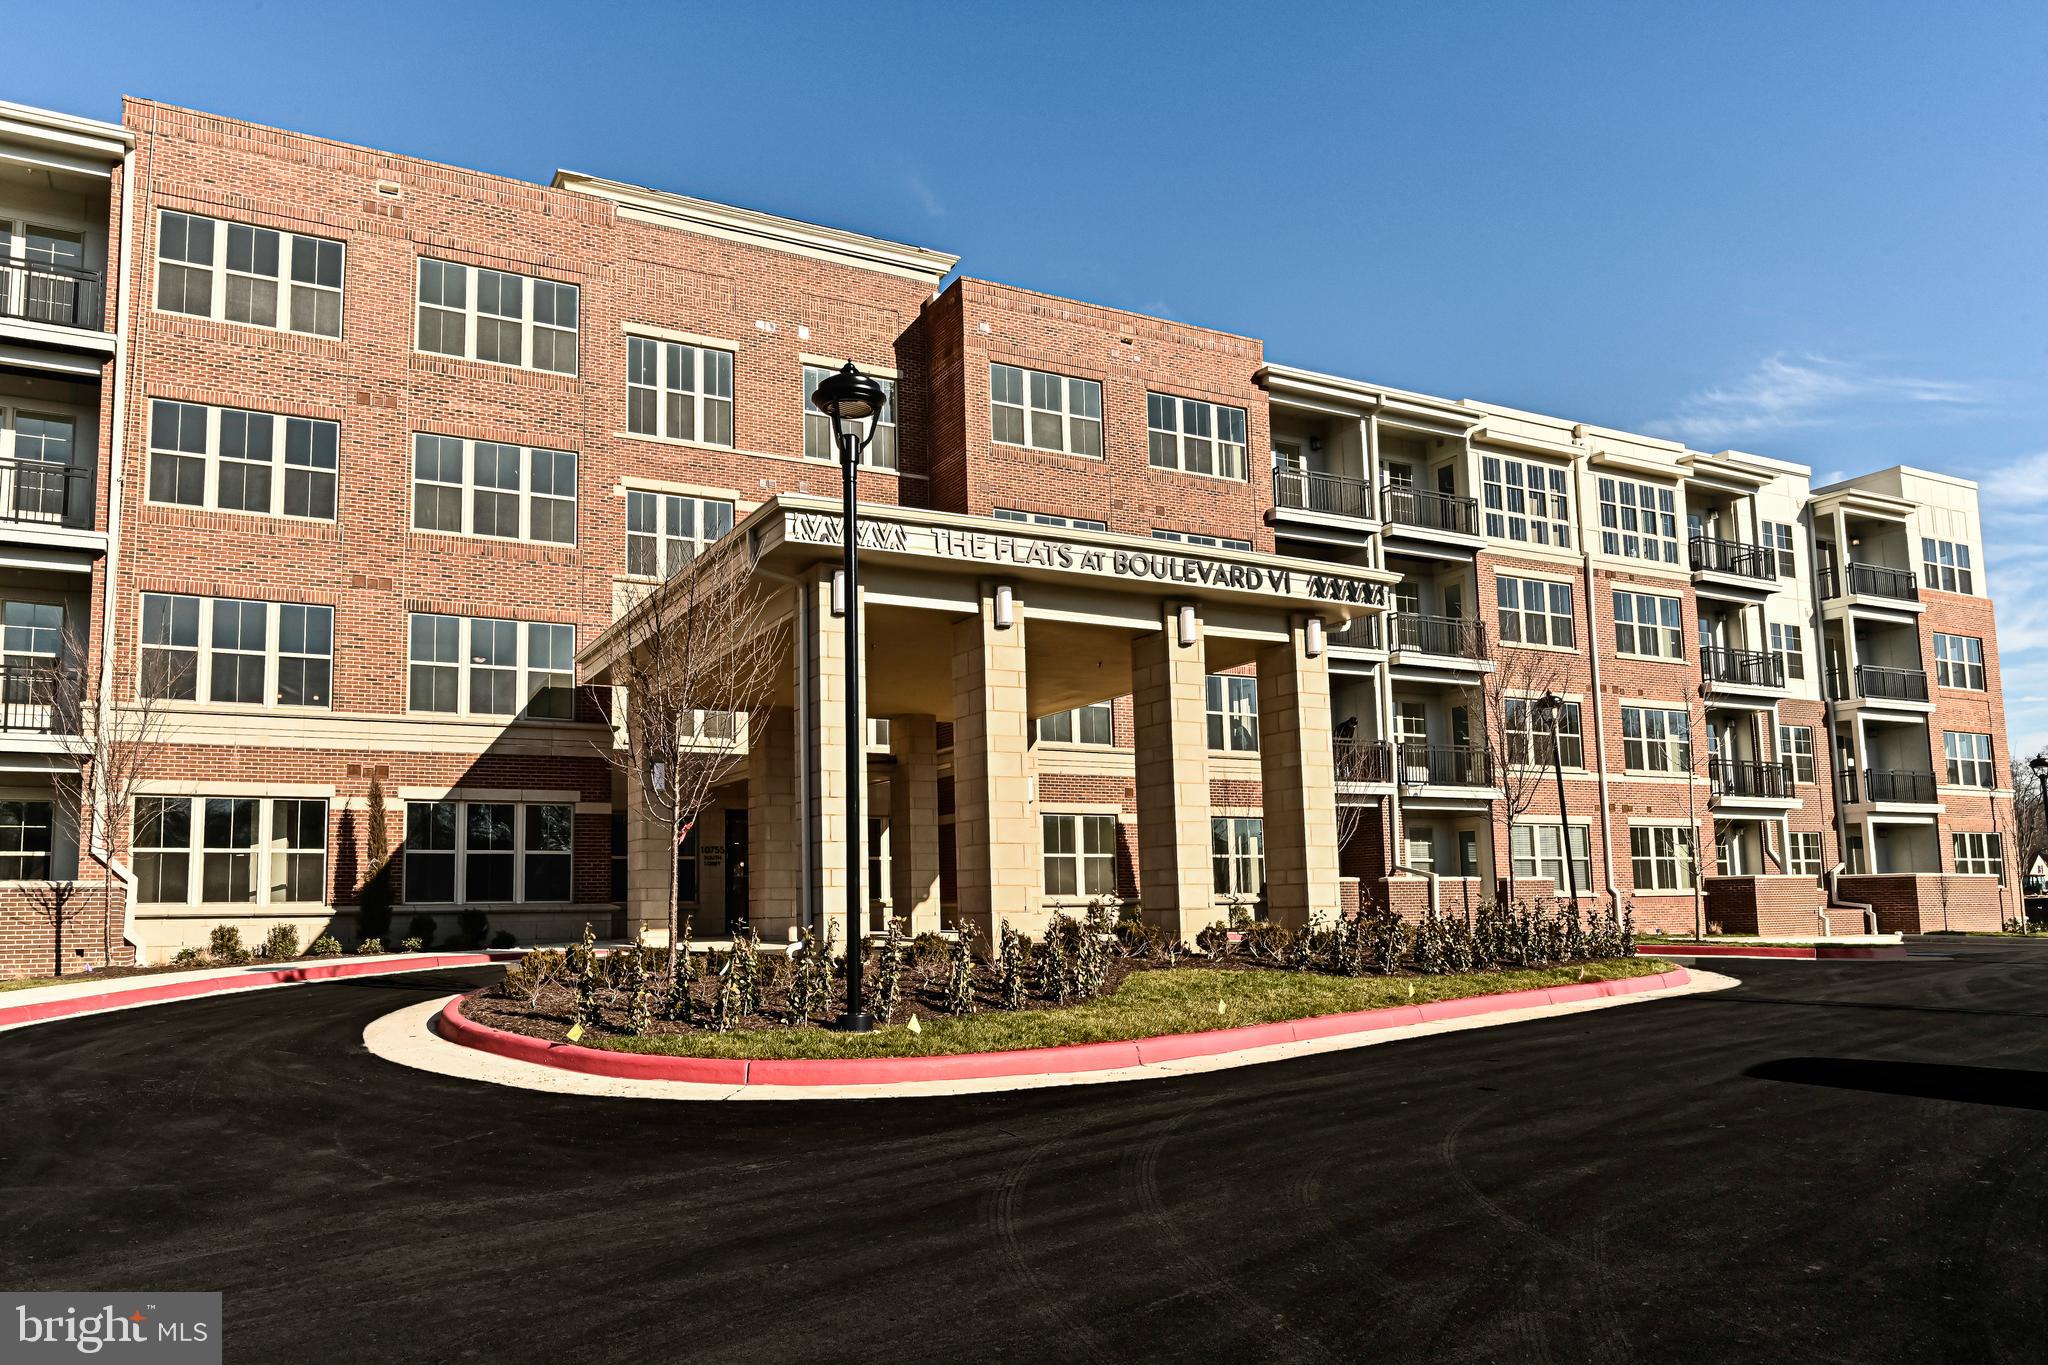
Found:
<box><xmin>2029</xmin><ymin>754</ymin><xmax>2048</xmax><ymax>903</ymax></box>
<box><xmin>1532</xmin><ymin>691</ymin><xmax>1579</xmax><ymax>906</ymax></box>
<box><xmin>810</xmin><ymin>362</ymin><xmax>887</xmax><ymax>1032</ymax></box>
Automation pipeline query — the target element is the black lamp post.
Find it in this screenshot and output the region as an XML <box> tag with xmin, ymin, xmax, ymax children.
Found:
<box><xmin>2029</xmin><ymin>754</ymin><xmax>2048</xmax><ymax>899</ymax></box>
<box><xmin>810</xmin><ymin>361</ymin><xmax>886</xmax><ymax>1032</ymax></box>
<box><xmin>1532</xmin><ymin>692</ymin><xmax>1579</xmax><ymax>905</ymax></box>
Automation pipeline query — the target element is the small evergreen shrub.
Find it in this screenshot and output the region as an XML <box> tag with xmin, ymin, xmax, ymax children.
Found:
<box><xmin>171</xmin><ymin>946</ymin><xmax>204</xmax><ymax>967</ymax></box>
<box><xmin>355</xmin><ymin>938</ymin><xmax>385</xmax><ymax>955</ymax></box>
<box><xmin>308</xmin><ymin>935</ymin><xmax>342</xmax><ymax>957</ymax></box>
<box><xmin>1195</xmin><ymin>920</ymin><xmax>1230</xmax><ymax>956</ymax></box>
<box><xmin>456</xmin><ymin>908</ymin><xmax>489</xmax><ymax>949</ymax></box>
<box><xmin>946</xmin><ymin>923</ymin><xmax>977</xmax><ymax>1015</ymax></box>
<box><xmin>489</xmin><ymin>930</ymin><xmax>517</xmax><ymax>949</ymax></box>
<box><xmin>500</xmin><ymin>949</ymin><xmax>565</xmax><ymax>1007</ymax></box>
<box><xmin>620</xmin><ymin>947</ymin><xmax>653</xmax><ymax>1036</ymax></box>
<box><xmin>208</xmin><ymin>925</ymin><xmax>250</xmax><ymax>965</ymax></box>
<box><xmin>263</xmin><ymin>924</ymin><xmax>301</xmax><ymax>962</ymax></box>
<box><xmin>406</xmin><ymin>914</ymin><xmax>438</xmax><ymax>949</ymax></box>
<box><xmin>400</xmin><ymin>937</ymin><xmax>425</xmax><ymax>953</ymax></box>
<box><xmin>997</xmin><ymin>922</ymin><xmax>1028</xmax><ymax>1010</ymax></box>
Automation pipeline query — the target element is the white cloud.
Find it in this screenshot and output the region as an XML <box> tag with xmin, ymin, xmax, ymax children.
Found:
<box><xmin>1975</xmin><ymin>449</ymin><xmax>2048</xmax><ymax>759</ymax></box>
<box><xmin>905</xmin><ymin>173</ymin><xmax>944</xmax><ymax>219</ymax></box>
<box><xmin>1655</xmin><ymin>353</ymin><xmax>1989</xmax><ymax>445</ymax></box>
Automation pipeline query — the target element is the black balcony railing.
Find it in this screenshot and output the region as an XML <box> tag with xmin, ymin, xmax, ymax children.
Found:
<box><xmin>1272</xmin><ymin>467</ymin><xmax>1372</xmax><ymax>521</ymax></box>
<box><xmin>1389</xmin><ymin>612</ymin><xmax>1487</xmax><ymax>660</ymax></box>
<box><xmin>1826</xmin><ymin>561</ymin><xmax>1919</xmax><ymax>602</ymax></box>
<box><xmin>1828</xmin><ymin>663</ymin><xmax>1930</xmax><ymax>703</ymax></box>
<box><xmin>1700</xmin><ymin>645</ymin><xmax>1785</xmax><ymax>688</ymax></box>
<box><xmin>0</xmin><ymin>456</ymin><xmax>93</xmax><ymax>528</ymax></box>
<box><xmin>0</xmin><ymin>662</ymin><xmax>76</xmax><ymax>733</ymax></box>
<box><xmin>1395</xmin><ymin>741</ymin><xmax>1491</xmax><ymax>788</ymax></box>
<box><xmin>1326</xmin><ymin>616</ymin><xmax>1382</xmax><ymax>651</ymax></box>
<box><xmin>1709</xmin><ymin>758</ymin><xmax>1792</xmax><ymax>799</ymax></box>
<box><xmin>1864</xmin><ymin>769</ymin><xmax>1937</xmax><ymax>804</ymax></box>
<box><xmin>1333</xmin><ymin>738</ymin><xmax>1393</xmax><ymax>783</ymax></box>
<box><xmin>0</xmin><ymin>259</ymin><xmax>106</xmax><ymax>332</ymax></box>
<box><xmin>1381</xmin><ymin>485</ymin><xmax>1478</xmax><ymax>536</ymax></box>
<box><xmin>1688</xmin><ymin>535</ymin><xmax>1776</xmax><ymax>581</ymax></box>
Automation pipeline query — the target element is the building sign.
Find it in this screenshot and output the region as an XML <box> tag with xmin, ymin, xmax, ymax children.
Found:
<box><xmin>781</xmin><ymin>511</ymin><xmax>1385</xmax><ymax>607</ymax></box>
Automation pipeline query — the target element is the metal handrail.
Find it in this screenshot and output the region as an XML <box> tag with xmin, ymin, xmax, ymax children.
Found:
<box><xmin>1709</xmin><ymin>758</ymin><xmax>1792</xmax><ymax>798</ymax></box>
<box><xmin>0</xmin><ymin>662</ymin><xmax>78</xmax><ymax>733</ymax></box>
<box><xmin>0</xmin><ymin>456</ymin><xmax>92</xmax><ymax>527</ymax></box>
<box><xmin>1381</xmin><ymin>485</ymin><xmax>1478</xmax><ymax>535</ymax></box>
<box><xmin>0</xmin><ymin>258</ymin><xmax>106</xmax><ymax>331</ymax></box>
<box><xmin>1332</xmin><ymin>738</ymin><xmax>1393</xmax><ymax>783</ymax></box>
<box><xmin>1389</xmin><ymin>612</ymin><xmax>1487</xmax><ymax>660</ymax></box>
<box><xmin>1840</xmin><ymin>663</ymin><xmax>1929</xmax><ymax>702</ymax></box>
<box><xmin>1688</xmin><ymin>535</ymin><xmax>1776</xmax><ymax>580</ymax></box>
<box><xmin>1326</xmin><ymin>617</ymin><xmax>1381</xmax><ymax>650</ymax></box>
<box><xmin>1272</xmin><ymin>467</ymin><xmax>1373</xmax><ymax>521</ymax></box>
<box><xmin>1700</xmin><ymin>645</ymin><xmax>1784</xmax><ymax>688</ymax></box>
<box><xmin>1845</xmin><ymin>562</ymin><xmax>1919</xmax><ymax>601</ymax></box>
<box><xmin>1395</xmin><ymin>741</ymin><xmax>1491</xmax><ymax>788</ymax></box>
<box><xmin>1864</xmin><ymin>769</ymin><xmax>1937</xmax><ymax>803</ymax></box>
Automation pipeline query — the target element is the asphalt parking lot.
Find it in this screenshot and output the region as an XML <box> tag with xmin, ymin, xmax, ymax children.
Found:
<box><xmin>3</xmin><ymin>936</ymin><xmax>2043</xmax><ymax>1363</ymax></box>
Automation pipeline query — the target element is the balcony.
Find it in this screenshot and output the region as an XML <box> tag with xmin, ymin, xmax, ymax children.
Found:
<box><xmin>1861</xmin><ymin>769</ymin><xmax>1938</xmax><ymax>804</ymax></box>
<box><xmin>0</xmin><ymin>259</ymin><xmax>106</xmax><ymax>333</ymax></box>
<box><xmin>0</xmin><ymin>455</ymin><xmax>95</xmax><ymax>532</ymax></box>
<box><xmin>1394</xmin><ymin>741</ymin><xmax>1491</xmax><ymax>789</ymax></box>
<box><xmin>1700</xmin><ymin>646</ymin><xmax>1784</xmax><ymax>690</ymax></box>
<box><xmin>1326</xmin><ymin>616</ymin><xmax>1381</xmax><ymax>651</ymax></box>
<box><xmin>1709</xmin><ymin>758</ymin><xmax>1793</xmax><ymax>800</ymax></box>
<box><xmin>1272</xmin><ymin>467</ymin><xmax>1373</xmax><ymax>522</ymax></box>
<box><xmin>1381</xmin><ymin>486</ymin><xmax>1478</xmax><ymax>537</ymax></box>
<box><xmin>1389</xmin><ymin>612</ymin><xmax>1486</xmax><ymax>660</ymax></box>
<box><xmin>1828</xmin><ymin>664</ymin><xmax>1929</xmax><ymax>704</ymax></box>
<box><xmin>1689</xmin><ymin>535</ymin><xmax>1776</xmax><ymax>582</ymax></box>
<box><xmin>0</xmin><ymin>662</ymin><xmax>78</xmax><ymax>736</ymax></box>
<box><xmin>1823</xmin><ymin>562</ymin><xmax>1919</xmax><ymax>603</ymax></box>
<box><xmin>1332</xmin><ymin>737</ymin><xmax>1393</xmax><ymax>783</ymax></box>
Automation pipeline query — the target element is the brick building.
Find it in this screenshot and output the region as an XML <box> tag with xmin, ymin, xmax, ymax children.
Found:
<box><xmin>0</xmin><ymin>95</ymin><xmax>2018</xmax><ymax>975</ymax></box>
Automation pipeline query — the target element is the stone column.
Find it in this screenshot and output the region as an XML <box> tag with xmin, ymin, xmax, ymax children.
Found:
<box><xmin>748</xmin><ymin>705</ymin><xmax>803</xmax><ymax>942</ymax></box>
<box><xmin>801</xmin><ymin>567</ymin><xmax>864</xmax><ymax>945</ymax></box>
<box><xmin>888</xmin><ymin>714</ymin><xmax>942</xmax><ymax>936</ymax></box>
<box><xmin>1258</xmin><ymin>616</ymin><xmax>1342</xmax><ymax>930</ymax></box>
<box><xmin>623</xmin><ymin>773</ymin><xmax>670</xmax><ymax>946</ymax></box>
<box><xmin>1131</xmin><ymin>603</ymin><xmax>1215</xmax><ymax>944</ymax></box>
<box><xmin>952</xmin><ymin>582</ymin><xmax>1038</xmax><ymax>947</ymax></box>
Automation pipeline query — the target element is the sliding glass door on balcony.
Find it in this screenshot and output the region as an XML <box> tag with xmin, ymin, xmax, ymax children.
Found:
<box><xmin>0</xmin><ymin>221</ymin><xmax>102</xmax><ymax>331</ymax></box>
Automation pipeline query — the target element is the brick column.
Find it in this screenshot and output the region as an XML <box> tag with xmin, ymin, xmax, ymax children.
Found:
<box><xmin>952</xmin><ymin>582</ymin><xmax>1037</xmax><ymax>947</ymax></box>
<box><xmin>887</xmin><ymin>714</ymin><xmax>942</xmax><ymax>936</ymax></box>
<box><xmin>1131</xmin><ymin>603</ymin><xmax>1214</xmax><ymax>944</ymax></box>
<box><xmin>747</xmin><ymin>705</ymin><xmax>803</xmax><ymax>942</ymax></box>
<box><xmin>802</xmin><ymin>567</ymin><xmax>864</xmax><ymax>944</ymax></box>
<box><xmin>1257</xmin><ymin>617</ymin><xmax>1341</xmax><ymax>930</ymax></box>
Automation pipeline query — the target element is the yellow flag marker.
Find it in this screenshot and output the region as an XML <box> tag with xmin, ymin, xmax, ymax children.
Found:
<box><xmin>1217</xmin><ymin>997</ymin><xmax>1227</xmax><ymax>1016</ymax></box>
<box><xmin>566</xmin><ymin>1022</ymin><xmax>585</xmax><ymax>1043</ymax></box>
<box><xmin>907</xmin><ymin>1014</ymin><xmax>922</xmax><ymax>1035</ymax></box>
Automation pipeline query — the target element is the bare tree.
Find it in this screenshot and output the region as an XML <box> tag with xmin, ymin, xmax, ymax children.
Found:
<box><xmin>2008</xmin><ymin>757</ymin><xmax>2045</xmax><ymax>879</ymax></box>
<box><xmin>1468</xmin><ymin>646</ymin><xmax>1570</xmax><ymax>907</ymax></box>
<box><xmin>595</xmin><ymin>540</ymin><xmax>787</xmax><ymax>976</ymax></box>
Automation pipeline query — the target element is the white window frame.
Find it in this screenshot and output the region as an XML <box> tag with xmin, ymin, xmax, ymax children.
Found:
<box><xmin>0</xmin><ymin>402</ymin><xmax>82</xmax><ymax>524</ymax></box>
<box><xmin>1496</xmin><ymin>575</ymin><xmax>1574</xmax><ymax>648</ymax></box>
<box><xmin>1943</xmin><ymin>731</ymin><xmax>1994</xmax><ymax>788</ymax></box>
<box><xmin>406</xmin><ymin>613</ymin><xmax>576</xmax><ymax>720</ymax></box>
<box><xmin>628</xmin><ymin>335</ymin><xmax>733</xmax><ymax>446</ymax></box>
<box><xmin>415</xmin><ymin>258</ymin><xmax>578</xmax><ymax>375</ymax></box>
<box><xmin>993</xmin><ymin>508</ymin><xmax>1108</xmax><ymax>531</ymax></box>
<box><xmin>1152</xmin><ymin>528</ymin><xmax>1251</xmax><ymax>550</ymax></box>
<box><xmin>1206</xmin><ymin>674</ymin><xmax>1260</xmax><ymax>753</ymax></box>
<box><xmin>138</xmin><ymin>594</ymin><xmax>332</xmax><ymax>709</ymax></box>
<box><xmin>0</xmin><ymin>797</ymin><xmax>53</xmax><ymax>881</ymax></box>
<box><xmin>1630</xmin><ymin>824</ymin><xmax>1695</xmax><ymax>892</ymax></box>
<box><xmin>625</xmin><ymin>489</ymin><xmax>735</xmax><ymax>578</ymax></box>
<box><xmin>131</xmin><ymin>795</ymin><xmax>328</xmax><ymax>906</ymax></box>
<box><xmin>145</xmin><ymin>399</ymin><xmax>339</xmax><ymax>521</ymax></box>
<box><xmin>1762</xmin><ymin>521</ymin><xmax>1796</xmax><ymax>577</ymax></box>
<box><xmin>1510</xmin><ymin>822</ymin><xmax>1592</xmax><ymax>897</ymax></box>
<box><xmin>1768</xmin><ymin>621</ymin><xmax>1806</xmax><ymax>681</ymax></box>
<box><xmin>1778</xmin><ymin>724</ymin><xmax>1816</xmax><ymax>784</ymax></box>
<box><xmin>155</xmin><ymin>209</ymin><xmax>343</xmax><ymax>337</ymax></box>
<box><xmin>1952</xmin><ymin>830</ymin><xmax>2004</xmax><ymax>880</ymax></box>
<box><xmin>1481</xmin><ymin>455</ymin><xmax>1572</xmax><ymax>547</ymax></box>
<box><xmin>1621</xmin><ymin>705</ymin><xmax>1692</xmax><ymax>774</ymax></box>
<box><xmin>1147</xmin><ymin>392</ymin><xmax>1248</xmax><ymax>480</ymax></box>
<box><xmin>804</xmin><ymin>363</ymin><xmax>897</xmax><ymax>468</ymax></box>
<box><xmin>1042</xmin><ymin>811</ymin><xmax>1116</xmax><ymax>898</ymax></box>
<box><xmin>1613</xmin><ymin>589</ymin><xmax>1684</xmax><ymax>659</ymax></box>
<box><xmin>402</xmin><ymin>799</ymin><xmax>574</xmax><ymax>905</ymax></box>
<box><xmin>410</xmin><ymin>433</ymin><xmax>576</xmax><ymax>545</ymax></box>
<box><xmin>1035</xmin><ymin>702</ymin><xmax>1114</xmax><ymax>746</ymax></box>
<box><xmin>1503</xmin><ymin>696</ymin><xmax>1583</xmax><ymax>769</ymax></box>
<box><xmin>1212</xmin><ymin>815</ymin><xmax>1266</xmax><ymax>898</ymax></box>
<box><xmin>1920</xmin><ymin>537</ymin><xmax>1974</xmax><ymax>594</ymax></box>
<box><xmin>1598</xmin><ymin>476</ymin><xmax>1680</xmax><ymax>565</ymax></box>
<box><xmin>1788</xmin><ymin>830</ymin><xmax>1824</xmax><ymax>876</ymax></box>
<box><xmin>991</xmin><ymin>363</ymin><xmax>1102</xmax><ymax>458</ymax></box>
<box><xmin>1932</xmin><ymin>633</ymin><xmax>1985</xmax><ymax>690</ymax></box>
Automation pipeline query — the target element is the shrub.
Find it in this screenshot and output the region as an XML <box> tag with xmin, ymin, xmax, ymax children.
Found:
<box><xmin>355</xmin><ymin>938</ymin><xmax>385</xmax><ymax>956</ymax></box>
<box><xmin>398</xmin><ymin>937</ymin><xmax>423</xmax><ymax>952</ymax></box>
<box><xmin>357</xmin><ymin>772</ymin><xmax>394</xmax><ymax>946</ymax></box>
<box><xmin>619</xmin><ymin>947</ymin><xmax>653</xmax><ymax>1036</ymax></box>
<box><xmin>208</xmin><ymin>925</ymin><xmax>250</xmax><ymax>965</ymax></box>
<box><xmin>1115</xmin><ymin>916</ymin><xmax>1165</xmax><ymax>958</ymax></box>
<box><xmin>1195</xmin><ymin>920</ymin><xmax>1230</xmax><ymax>957</ymax></box>
<box><xmin>1358</xmin><ymin>908</ymin><xmax>1406</xmax><ymax>974</ymax></box>
<box><xmin>263</xmin><ymin>924</ymin><xmax>301</xmax><ymax>962</ymax></box>
<box><xmin>571</xmin><ymin>923</ymin><xmax>600</xmax><ymax>1030</ymax></box>
<box><xmin>405</xmin><ymin>914</ymin><xmax>438</xmax><ymax>949</ymax></box>
<box><xmin>946</xmin><ymin>923</ymin><xmax>977</xmax><ymax>1015</ymax></box>
<box><xmin>489</xmin><ymin>930</ymin><xmax>516</xmax><ymax>949</ymax></box>
<box><xmin>662</xmin><ymin>917</ymin><xmax>697</xmax><ymax>1022</ymax></box>
<box><xmin>499</xmin><ymin>949</ymin><xmax>564</xmax><ymax>1006</ymax></box>
<box><xmin>729</xmin><ymin>927</ymin><xmax>762</xmax><ymax>1016</ymax></box>
<box><xmin>1035</xmin><ymin>916</ymin><xmax>1072</xmax><ymax>1003</ymax></box>
<box><xmin>308</xmin><ymin>935</ymin><xmax>342</xmax><ymax>957</ymax></box>
<box><xmin>710</xmin><ymin>963</ymin><xmax>741</xmax><ymax>1033</ymax></box>
<box><xmin>911</xmin><ymin>931</ymin><xmax>950</xmax><ymax>971</ymax></box>
<box><xmin>788</xmin><ymin>925</ymin><xmax>821</xmax><ymax>1022</ymax></box>
<box><xmin>997</xmin><ymin>922</ymin><xmax>1028</xmax><ymax>1010</ymax></box>
<box><xmin>871</xmin><ymin>919</ymin><xmax>905</xmax><ymax>1025</ymax></box>
<box><xmin>171</xmin><ymin>946</ymin><xmax>205</xmax><ymax>967</ymax></box>
<box><xmin>456</xmin><ymin>907</ymin><xmax>489</xmax><ymax>949</ymax></box>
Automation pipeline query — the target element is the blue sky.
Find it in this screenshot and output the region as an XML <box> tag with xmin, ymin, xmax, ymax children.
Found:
<box><xmin>20</xmin><ymin>1</ymin><xmax>2048</xmax><ymax>754</ymax></box>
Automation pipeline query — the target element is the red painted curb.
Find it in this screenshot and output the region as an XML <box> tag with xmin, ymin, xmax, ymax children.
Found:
<box><xmin>1638</xmin><ymin>943</ymin><xmax>1817</xmax><ymax>960</ymax></box>
<box><xmin>437</xmin><ymin>965</ymin><xmax>1690</xmax><ymax>1088</ymax></box>
<box><xmin>0</xmin><ymin>952</ymin><xmax>521</xmax><ymax>1029</ymax></box>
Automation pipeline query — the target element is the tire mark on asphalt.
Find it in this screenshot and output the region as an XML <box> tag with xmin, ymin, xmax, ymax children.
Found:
<box><xmin>982</xmin><ymin>1133</ymin><xmax>1115</xmax><ymax>1364</ymax></box>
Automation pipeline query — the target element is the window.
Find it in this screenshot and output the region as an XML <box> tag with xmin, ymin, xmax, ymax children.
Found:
<box><xmin>1788</xmin><ymin>830</ymin><xmax>1824</xmax><ymax>876</ymax></box>
<box><xmin>1952</xmin><ymin>831</ymin><xmax>2004</xmax><ymax>881</ymax></box>
<box><xmin>1481</xmin><ymin>456</ymin><xmax>1572</xmax><ymax>547</ymax></box>
<box><xmin>1147</xmin><ymin>392</ymin><xmax>1248</xmax><ymax>479</ymax></box>
<box><xmin>1495</xmin><ymin>576</ymin><xmax>1574</xmax><ymax>648</ymax></box>
<box><xmin>1212</xmin><ymin>816</ymin><xmax>1266</xmax><ymax>898</ymax></box>
<box><xmin>1035</xmin><ymin>702</ymin><xmax>1113</xmax><ymax>746</ymax></box>
<box><xmin>410</xmin><ymin>434</ymin><xmax>575</xmax><ymax>544</ymax></box>
<box><xmin>1921</xmin><ymin>538</ymin><xmax>1974</xmax><ymax>594</ymax></box>
<box><xmin>1762</xmin><ymin>521</ymin><xmax>1796</xmax><ymax>578</ymax></box>
<box><xmin>1768</xmin><ymin>622</ymin><xmax>1806</xmax><ymax>681</ymax></box>
<box><xmin>416</xmin><ymin>259</ymin><xmax>577</xmax><ymax>374</ymax></box>
<box><xmin>1152</xmin><ymin>528</ymin><xmax>1251</xmax><ymax>550</ymax></box>
<box><xmin>145</xmin><ymin>400</ymin><xmax>338</xmax><ymax>520</ymax></box>
<box><xmin>134</xmin><ymin>796</ymin><xmax>326</xmax><ymax>905</ymax></box>
<box><xmin>1510</xmin><ymin>823</ymin><xmax>1591</xmax><ymax>896</ymax></box>
<box><xmin>1504</xmin><ymin>696</ymin><xmax>1583</xmax><ymax>768</ymax></box>
<box><xmin>403</xmin><ymin>799</ymin><xmax>573</xmax><ymax>903</ymax></box>
<box><xmin>625</xmin><ymin>491</ymin><xmax>734</xmax><ymax>578</ymax></box>
<box><xmin>1042</xmin><ymin>812</ymin><xmax>1116</xmax><ymax>897</ymax></box>
<box><xmin>1778</xmin><ymin>724</ymin><xmax>1816</xmax><ymax>784</ymax></box>
<box><xmin>1621</xmin><ymin>706</ymin><xmax>1692</xmax><ymax>773</ymax></box>
<box><xmin>1598</xmin><ymin>476</ymin><xmax>1680</xmax><ymax>565</ymax></box>
<box><xmin>3</xmin><ymin>599</ymin><xmax>61</xmax><ymax>681</ymax></box>
<box><xmin>993</xmin><ymin>508</ymin><xmax>1108</xmax><ymax>532</ymax></box>
<box><xmin>157</xmin><ymin>210</ymin><xmax>343</xmax><ymax>337</ymax></box>
<box><xmin>1613</xmin><ymin>590</ymin><xmax>1683</xmax><ymax>659</ymax></box>
<box><xmin>1933</xmin><ymin>633</ymin><xmax>1985</xmax><ymax>690</ymax></box>
<box><xmin>0</xmin><ymin>800</ymin><xmax>52</xmax><ymax>880</ymax></box>
<box><xmin>1206</xmin><ymin>674</ymin><xmax>1259</xmax><ymax>752</ymax></box>
<box><xmin>139</xmin><ymin>595</ymin><xmax>331</xmax><ymax>708</ymax></box>
<box><xmin>626</xmin><ymin>335</ymin><xmax>734</xmax><ymax>446</ymax></box>
<box><xmin>1943</xmin><ymin>731</ymin><xmax>1994</xmax><ymax>788</ymax></box>
<box><xmin>0</xmin><ymin>406</ymin><xmax>76</xmax><ymax>523</ymax></box>
<box><xmin>804</xmin><ymin>364</ymin><xmax>897</xmax><ymax>468</ymax></box>
<box><xmin>1630</xmin><ymin>825</ymin><xmax>1695</xmax><ymax>892</ymax></box>
<box><xmin>407</xmin><ymin>614</ymin><xmax>575</xmax><ymax>719</ymax></box>
<box><xmin>991</xmin><ymin>363</ymin><xmax>1102</xmax><ymax>457</ymax></box>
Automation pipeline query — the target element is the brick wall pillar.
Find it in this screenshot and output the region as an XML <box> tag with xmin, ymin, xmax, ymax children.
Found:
<box><xmin>802</xmin><ymin>567</ymin><xmax>864</xmax><ymax>946</ymax></box>
<box><xmin>1257</xmin><ymin>617</ymin><xmax>1342</xmax><ymax>930</ymax></box>
<box><xmin>1131</xmin><ymin>603</ymin><xmax>1214</xmax><ymax>944</ymax></box>
<box><xmin>748</xmin><ymin>705</ymin><xmax>802</xmax><ymax>942</ymax></box>
<box><xmin>887</xmin><ymin>713</ymin><xmax>942</xmax><ymax>936</ymax></box>
<box><xmin>951</xmin><ymin>582</ymin><xmax>1037</xmax><ymax>947</ymax></box>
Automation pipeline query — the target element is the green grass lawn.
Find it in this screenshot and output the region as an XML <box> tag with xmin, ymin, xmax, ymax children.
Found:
<box><xmin>596</xmin><ymin>957</ymin><xmax>1672</xmax><ymax>1060</ymax></box>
